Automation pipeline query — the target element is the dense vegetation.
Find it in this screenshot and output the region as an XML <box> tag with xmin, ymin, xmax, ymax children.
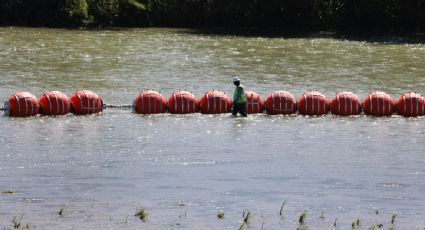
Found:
<box><xmin>0</xmin><ymin>0</ymin><xmax>424</xmax><ymax>34</ymax></box>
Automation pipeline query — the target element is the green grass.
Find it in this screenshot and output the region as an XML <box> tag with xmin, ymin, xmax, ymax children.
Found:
<box><xmin>135</xmin><ymin>208</ymin><xmax>148</xmax><ymax>222</ymax></box>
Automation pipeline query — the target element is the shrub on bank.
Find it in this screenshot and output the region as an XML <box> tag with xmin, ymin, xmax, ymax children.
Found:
<box><xmin>0</xmin><ymin>0</ymin><xmax>424</xmax><ymax>34</ymax></box>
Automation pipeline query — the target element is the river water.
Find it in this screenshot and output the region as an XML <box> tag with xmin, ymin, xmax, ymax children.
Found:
<box><xmin>0</xmin><ymin>27</ymin><xmax>425</xmax><ymax>229</ymax></box>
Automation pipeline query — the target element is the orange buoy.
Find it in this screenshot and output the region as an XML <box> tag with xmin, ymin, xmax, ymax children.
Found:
<box><xmin>298</xmin><ymin>91</ymin><xmax>330</xmax><ymax>116</ymax></box>
<box><xmin>245</xmin><ymin>91</ymin><xmax>264</xmax><ymax>114</ymax></box>
<box><xmin>70</xmin><ymin>90</ymin><xmax>103</xmax><ymax>115</ymax></box>
<box><xmin>331</xmin><ymin>91</ymin><xmax>362</xmax><ymax>116</ymax></box>
<box><xmin>265</xmin><ymin>91</ymin><xmax>297</xmax><ymax>115</ymax></box>
<box><xmin>396</xmin><ymin>92</ymin><xmax>425</xmax><ymax>117</ymax></box>
<box><xmin>168</xmin><ymin>90</ymin><xmax>198</xmax><ymax>114</ymax></box>
<box><xmin>133</xmin><ymin>90</ymin><xmax>167</xmax><ymax>114</ymax></box>
<box><xmin>363</xmin><ymin>91</ymin><xmax>395</xmax><ymax>116</ymax></box>
<box><xmin>39</xmin><ymin>91</ymin><xmax>70</xmax><ymax>115</ymax></box>
<box><xmin>6</xmin><ymin>92</ymin><xmax>39</xmax><ymax>117</ymax></box>
<box><xmin>199</xmin><ymin>90</ymin><xmax>232</xmax><ymax>114</ymax></box>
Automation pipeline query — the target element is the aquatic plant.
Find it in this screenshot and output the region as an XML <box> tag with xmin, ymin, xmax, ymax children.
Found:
<box><xmin>135</xmin><ymin>207</ymin><xmax>148</xmax><ymax>222</ymax></box>
<box><xmin>279</xmin><ymin>199</ymin><xmax>287</xmax><ymax>217</ymax></box>
<box><xmin>217</xmin><ymin>210</ymin><xmax>224</xmax><ymax>219</ymax></box>
<box><xmin>374</xmin><ymin>208</ymin><xmax>379</xmax><ymax>215</ymax></box>
<box><xmin>298</xmin><ymin>211</ymin><xmax>307</xmax><ymax>224</ymax></box>
<box><xmin>391</xmin><ymin>211</ymin><xmax>397</xmax><ymax>224</ymax></box>
<box><xmin>279</xmin><ymin>199</ymin><xmax>287</xmax><ymax>223</ymax></box>
<box><xmin>352</xmin><ymin>218</ymin><xmax>361</xmax><ymax>229</ymax></box>
<box><xmin>1</xmin><ymin>191</ymin><xmax>16</xmax><ymax>195</ymax></box>
<box><xmin>58</xmin><ymin>207</ymin><xmax>65</xmax><ymax>216</ymax></box>
<box><xmin>368</xmin><ymin>223</ymin><xmax>384</xmax><ymax>229</ymax></box>
<box><xmin>239</xmin><ymin>209</ymin><xmax>252</xmax><ymax>230</ymax></box>
<box><xmin>390</xmin><ymin>211</ymin><xmax>397</xmax><ymax>230</ymax></box>
<box><xmin>242</xmin><ymin>209</ymin><xmax>251</xmax><ymax>224</ymax></box>
<box><xmin>12</xmin><ymin>213</ymin><xmax>24</xmax><ymax>229</ymax></box>
<box><xmin>318</xmin><ymin>211</ymin><xmax>325</xmax><ymax>220</ymax></box>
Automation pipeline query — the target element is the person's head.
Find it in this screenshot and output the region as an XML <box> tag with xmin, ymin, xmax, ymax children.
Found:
<box><xmin>233</xmin><ymin>76</ymin><xmax>240</xmax><ymax>86</ymax></box>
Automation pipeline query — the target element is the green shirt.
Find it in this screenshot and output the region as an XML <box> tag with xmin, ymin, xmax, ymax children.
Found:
<box><xmin>233</xmin><ymin>85</ymin><xmax>246</xmax><ymax>104</ymax></box>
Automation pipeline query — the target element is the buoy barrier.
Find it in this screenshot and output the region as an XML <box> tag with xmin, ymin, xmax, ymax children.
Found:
<box><xmin>70</xmin><ymin>90</ymin><xmax>103</xmax><ymax>115</ymax></box>
<box><xmin>5</xmin><ymin>92</ymin><xmax>39</xmax><ymax>117</ymax></box>
<box><xmin>39</xmin><ymin>91</ymin><xmax>70</xmax><ymax>115</ymax></box>
<box><xmin>265</xmin><ymin>91</ymin><xmax>297</xmax><ymax>115</ymax></box>
<box><xmin>3</xmin><ymin>89</ymin><xmax>425</xmax><ymax>118</ymax></box>
<box><xmin>396</xmin><ymin>92</ymin><xmax>425</xmax><ymax>117</ymax></box>
<box><xmin>363</xmin><ymin>91</ymin><xmax>395</xmax><ymax>116</ymax></box>
<box><xmin>245</xmin><ymin>91</ymin><xmax>264</xmax><ymax>114</ymax></box>
<box><xmin>168</xmin><ymin>90</ymin><xmax>199</xmax><ymax>114</ymax></box>
<box><xmin>298</xmin><ymin>91</ymin><xmax>330</xmax><ymax>116</ymax></box>
<box><xmin>133</xmin><ymin>90</ymin><xmax>167</xmax><ymax>114</ymax></box>
<box><xmin>199</xmin><ymin>90</ymin><xmax>232</xmax><ymax>114</ymax></box>
<box><xmin>331</xmin><ymin>91</ymin><xmax>362</xmax><ymax>116</ymax></box>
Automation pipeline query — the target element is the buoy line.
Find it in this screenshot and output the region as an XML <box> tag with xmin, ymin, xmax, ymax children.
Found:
<box><xmin>1</xmin><ymin>90</ymin><xmax>424</xmax><ymax>117</ymax></box>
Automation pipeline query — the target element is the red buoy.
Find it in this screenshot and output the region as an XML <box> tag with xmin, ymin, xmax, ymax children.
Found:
<box><xmin>245</xmin><ymin>91</ymin><xmax>264</xmax><ymax>114</ymax></box>
<box><xmin>396</xmin><ymin>92</ymin><xmax>425</xmax><ymax>117</ymax></box>
<box><xmin>7</xmin><ymin>92</ymin><xmax>39</xmax><ymax>117</ymax></box>
<box><xmin>199</xmin><ymin>90</ymin><xmax>232</xmax><ymax>114</ymax></box>
<box><xmin>363</xmin><ymin>91</ymin><xmax>395</xmax><ymax>116</ymax></box>
<box><xmin>70</xmin><ymin>90</ymin><xmax>103</xmax><ymax>115</ymax></box>
<box><xmin>134</xmin><ymin>90</ymin><xmax>167</xmax><ymax>114</ymax></box>
<box><xmin>265</xmin><ymin>91</ymin><xmax>297</xmax><ymax>115</ymax></box>
<box><xmin>331</xmin><ymin>91</ymin><xmax>362</xmax><ymax>116</ymax></box>
<box><xmin>298</xmin><ymin>91</ymin><xmax>330</xmax><ymax>116</ymax></box>
<box><xmin>168</xmin><ymin>90</ymin><xmax>199</xmax><ymax>114</ymax></box>
<box><xmin>39</xmin><ymin>91</ymin><xmax>70</xmax><ymax>115</ymax></box>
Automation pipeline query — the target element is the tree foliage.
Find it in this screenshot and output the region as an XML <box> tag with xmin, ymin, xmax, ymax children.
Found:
<box><xmin>0</xmin><ymin>0</ymin><xmax>424</xmax><ymax>33</ymax></box>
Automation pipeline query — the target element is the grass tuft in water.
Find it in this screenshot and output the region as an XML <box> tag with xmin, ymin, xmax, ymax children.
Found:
<box><xmin>279</xmin><ymin>199</ymin><xmax>287</xmax><ymax>216</ymax></box>
<box><xmin>352</xmin><ymin>218</ymin><xmax>361</xmax><ymax>229</ymax></box>
<box><xmin>279</xmin><ymin>199</ymin><xmax>287</xmax><ymax>223</ymax></box>
<box><xmin>243</xmin><ymin>210</ymin><xmax>251</xmax><ymax>224</ymax></box>
<box><xmin>298</xmin><ymin>211</ymin><xmax>307</xmax><ymax>224</ymax></box>
<box><xmin>318</xmin><ymin>211</ymin><xmax>325</xmax><ymax>220</ymax></box>
<box><xmin>58</xmin><ymin>207</ymin><xmax>65</xmax><ymax>217</ymax></box>
<box><xmin>368</xmin><ymin>223</ymin><xmax>384</xmax><ymax>230</ymax></box>
<box><xmin>391</xmin><ymin>211</ymin><xmax>397</xmax><ymax>225</ymax></box>
<box><xmin>333</xmin><ymin>218</ymin><xmax>337</xmax><ymax>227</ymax></box>
<box><xmin>374</xmin><ymin>208</ymin><xmax>379</xmax><ymax>215</ymax></box>
<box><xmin>12</xmin><ymin>213</ymin><xmax>24</xmax><ymax>229</ymax></box>
<box><xmin>297</xmin><ymin>211</ymin><xmax>309</xmax><ymax>230</ymax></box>
<box><xmin>1</xmin><ymin>191</ymin><xmax>16</xmax><ymax>195</ymax></box>
<box><xmin>135</xmin><ymin>208</ymin><xmax>148</xmax><ymax>222</ymax></box>
<box><xmin>389</xmin><ymin>211</ymin><xmax>397</xmax><ymax>230</ymax></box>
<box><xmin>217</xmin><ymin>210</ymin><xmax>224</xmax><ymax>219</ymax></box>
<box><xmin>239</xmin><ymin>209</ymin><xmax>252</xmax><ymax>230</ymax></box>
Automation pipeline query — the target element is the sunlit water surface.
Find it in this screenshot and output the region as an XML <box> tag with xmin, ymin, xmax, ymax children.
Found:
<box><xmin>1</xmin><ymin>28</ymin><xmax>425</xmax><ymax>229</ymax></box>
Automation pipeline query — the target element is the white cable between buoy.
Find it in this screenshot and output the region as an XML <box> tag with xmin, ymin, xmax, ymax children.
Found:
<box><xmin>102</xmin><ymin>104</ymin><xmax>133</xmax><ymax>109</ymax></box>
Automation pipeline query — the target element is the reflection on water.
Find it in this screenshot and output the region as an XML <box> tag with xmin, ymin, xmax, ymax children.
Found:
<box><xmin>1</xmin><ymin>28</ymin><xmax>425</xmax><ymax>229</ymax></box>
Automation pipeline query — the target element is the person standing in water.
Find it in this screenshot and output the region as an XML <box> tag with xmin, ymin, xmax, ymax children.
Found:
<box><xmin>232</xmin><ymin>77</ymin><xmax>247</xmax><ymax>117</ymax></box>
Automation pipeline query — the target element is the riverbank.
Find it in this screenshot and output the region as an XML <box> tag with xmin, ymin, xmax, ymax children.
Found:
<box><xmin>1</xmin><ymin>0</ymin><xmax>424</xmax><ymax>34</ymax></box>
